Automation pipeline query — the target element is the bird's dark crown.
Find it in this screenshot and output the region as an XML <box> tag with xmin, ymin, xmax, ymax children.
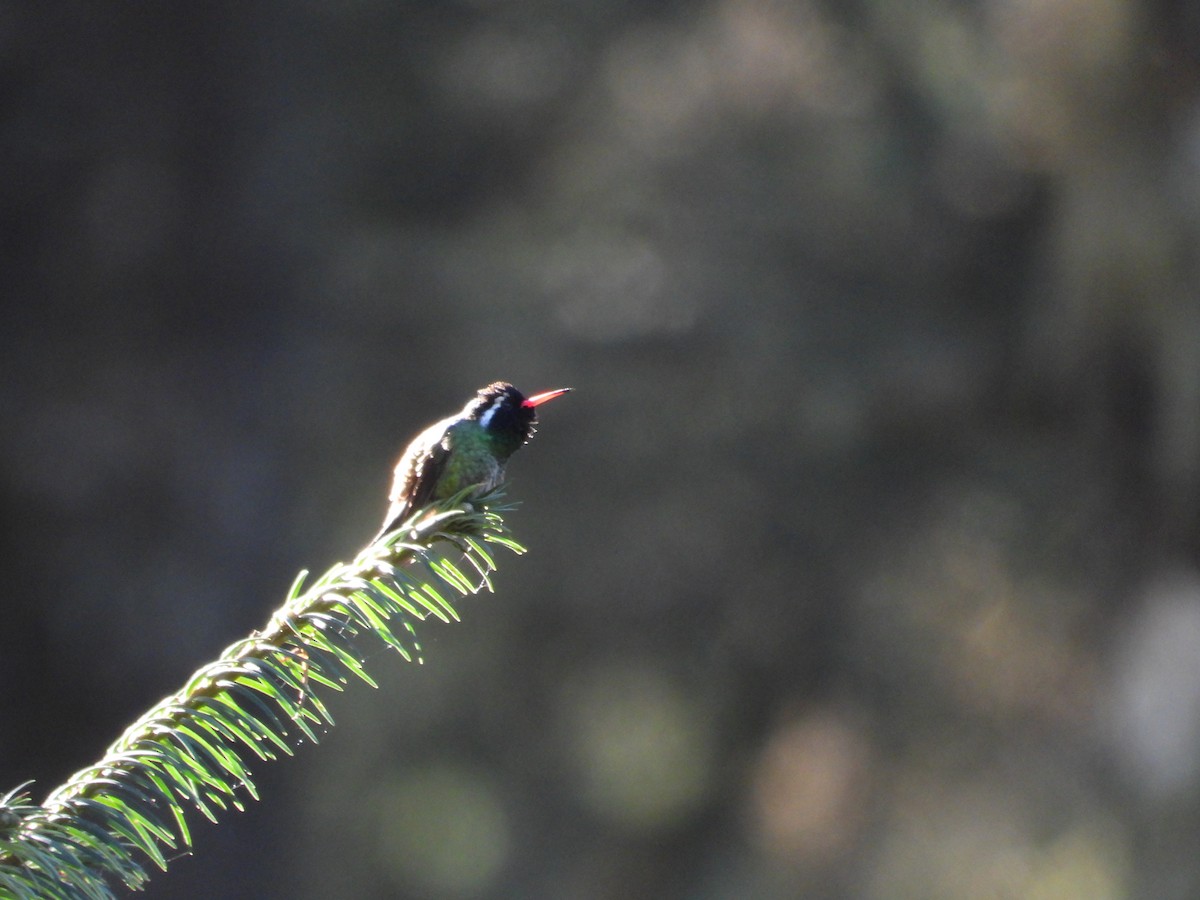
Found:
<box><xmin>464</xmin><ymin>382</ymin><xmax>538</xmax><ymax>444</ymax></box>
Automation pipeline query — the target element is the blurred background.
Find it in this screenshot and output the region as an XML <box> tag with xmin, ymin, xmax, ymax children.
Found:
<box><xmin>3</xmin><ymin>1</ymin><xmax>1200</xmax><ymax>897</ymax></box>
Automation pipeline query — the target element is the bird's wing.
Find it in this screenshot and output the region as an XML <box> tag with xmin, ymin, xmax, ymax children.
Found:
<box><xmin>375</xmin><ymin>424</ymin><xmax>452</xmax><ymax>540</ymax></box>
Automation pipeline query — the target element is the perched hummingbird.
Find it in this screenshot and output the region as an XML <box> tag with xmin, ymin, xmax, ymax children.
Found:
<box><xmin>375</xmin><ymin>382</ymin><xmax>571</xmax><ymax>540</ymax></box>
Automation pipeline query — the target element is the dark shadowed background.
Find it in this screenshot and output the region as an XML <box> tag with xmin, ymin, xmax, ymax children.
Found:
<box><xmin>4</xmin><ymin>2</ymin><xmax>1200</xmax><ymax>898</ymax></box>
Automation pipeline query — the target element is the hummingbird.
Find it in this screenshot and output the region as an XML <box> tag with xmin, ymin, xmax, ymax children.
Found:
<box><xmin>375</xmin><ymin>382</ymin><xmax>571</xmax><ymax>541</ymax></box>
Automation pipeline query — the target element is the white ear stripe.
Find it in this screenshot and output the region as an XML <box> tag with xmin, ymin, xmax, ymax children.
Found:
<box><xmin>478</xmin><ymin>398</ymin><xmax>502</xmax><ymax>429</ymax></box>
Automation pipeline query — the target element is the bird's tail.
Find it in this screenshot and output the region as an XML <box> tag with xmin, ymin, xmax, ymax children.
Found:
<box><xmin>373</xmin><ymin>500</ymin><xmax>411</xmax><ymax>544</ymax></box>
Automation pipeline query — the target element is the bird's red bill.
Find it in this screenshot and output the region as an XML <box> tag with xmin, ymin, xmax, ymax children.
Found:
<box><xmin>522</xmin><ymin>387</ymin><xmax>572</xmax><ymax>408</ymax></box>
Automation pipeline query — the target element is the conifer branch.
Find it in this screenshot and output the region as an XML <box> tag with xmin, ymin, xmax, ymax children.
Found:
<box><xmin>0</xmin><ymin>490</ymin><xmax>525</xmax><ymax>899</ymax></box>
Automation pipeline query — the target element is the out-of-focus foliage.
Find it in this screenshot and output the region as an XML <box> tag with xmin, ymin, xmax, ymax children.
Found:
<box><xmin>2</xmin><ymin>1</ymin><xmax>1199</xmax><ymax>898</ymax></box>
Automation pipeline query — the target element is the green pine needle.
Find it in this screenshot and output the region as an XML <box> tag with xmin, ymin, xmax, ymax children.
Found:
<box><xmin>0</xmin><ymin>488</ymin><xmax>526</xmax><ymax>899</ymax></box>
